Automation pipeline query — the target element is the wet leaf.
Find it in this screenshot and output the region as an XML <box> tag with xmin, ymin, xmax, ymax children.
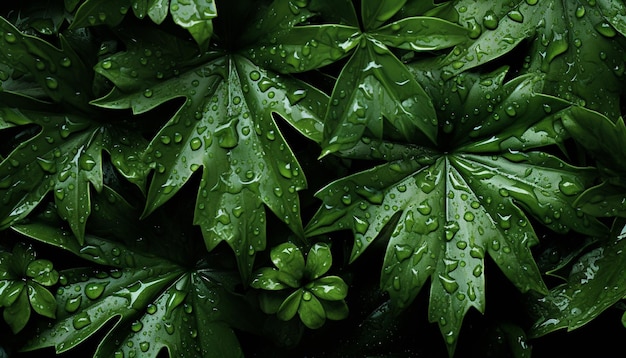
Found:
<box><xmin>319</xmin><ymin>2</ymin><xmax>467</xmax><ymax>154</ymax></box>
<box><xmin>93</xmin><ymin>29</ymin><xmax>327</xmax><ymax>280</ymax></box>
<box><xmin>70</xmin><ymin>0</ymin><xmax>217</xmax><ymax>49</ymax></box>
<box><xmin>0</xmin><ymin>18</ymin><xmax>92</xmax><ymax>111</ymax></box>
<box><xmin>15</xmin><ymin>215</ymin><xmax>258</xmax><ymax>358</ymax></box>
<box><xmin>0</xmin><ymin>106</ymin><xmax>147</xmax><ymax>243</ymax></box>
<box><xmin>529</xmin><ymin>219</ymin><xmax>626</xmax><ymax>337</ymax></box>
<box><xmin>306</xmin><ymin>70</ymin><xmax>605</xmax><ymax>355</ymax></box>
<box><xmin>437</xmin><ymin>0</ymin><xmax>626</xmax><ymax>118</ymax></box>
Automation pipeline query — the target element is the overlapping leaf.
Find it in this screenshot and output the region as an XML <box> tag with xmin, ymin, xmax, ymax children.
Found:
<box><xmin>318</xmin><ymin>0</ymin><xmax>469</xmax><ymax>154</ymax></box>
<box><xmin>0</xmin><ymin>17</ymin><xmax>92</xmax><ymax>111</ymax></box>
<box><xmin>438</xmin><ymin>0</ymin><xmax>626</xmax><ymax>118</ymax></box>
<box><xmin>0</xmin><ymin>103</ymin><xmax>147</xmax><ymax>244</ymax></box>
<box><xmin>92</xmin><ymin>26</ymin><xmax>329</xmax><ymax>280</ymax></box>
<box><xmin>560</xmin><ymin>106</ymin><xmax>626</xmax><ymax>217</ymax></box>
<box><xmin>529</xmin><ymin>219</ymin><xmax>626</xmax><ymax>337</ymax></box>
<box><xmin>69</xmin><ymin>0</ymin><xmax>217</xmax><ymax>49</ymax></box>
<box><xmin>305</xmin><ymin>69</ymin><xmax>606</xmax><ymax>355</ymax></box>
<box><xmin>14</xmin><ymin>207</ymin><xmax>258</xmax><ymax>358</ymax></box>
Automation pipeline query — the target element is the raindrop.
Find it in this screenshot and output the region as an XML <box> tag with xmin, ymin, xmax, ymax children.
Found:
<box><xmin>595</xmin><ymin>22</ymin><xmax>617</xmax><ymax>38</ymax></box>
<box><xmin>439</xmin><ymin>275</ymin><xmax>459</xmax><ymax>293</ymax></box>
<box><xmin>507</xmin><ymin>10</ymin><xmax>524</xmax><ymax>23</ymax></box>
<box><xmin>101</xmin><ymin>60</ymin><xmax>112</xmax><ymax>69</ymax></box>
<box><xmin>65</xmin><ymin>295</ymin><xmax>82</xmax><ymax>313</ymax></box>
<box><xmin>79</xmin><ymin>154</ymin><xmax>96</xmax><ymax>171</ymax></box>
<box><xmin>72</xmin><ymin>312</ymin><xmax>91</xmax><ymax>330</ymax></box>
<box><xmin>189</xmin><ymin>137</ymin><xmax>202</xmax><ymax>151</ymax></box>
<box><xmin>85</xmin><ymin>282</ymin><xmax>106</xmax><ymax>300</ymax></box>
<box><xmin>353</xmin><ymin>216</ymin><xmax>369</xmax><ymax>235</ymax></box>
<box><xmin>140</xmin><ymin>342</ymin><xmax>150</xmax><ymax>352</ymax></box>
<box><xmin>482</xmin><ymin>11</ymin><xmax>499</xmax><ymax>30</ymax></box>
<box><xmin>131</xmin><ymin>320</ymin><xmax>143</xmax><ymax>332</ymax></box>
<box><xmin>45</xmin><ymin>77</ymin><xmax>59</xmax><ymax>90</ymax></box>
<box><xmin>143</xmin><ymin>89</ymin><xmax>153</xmax><ymax>98</ymax></box>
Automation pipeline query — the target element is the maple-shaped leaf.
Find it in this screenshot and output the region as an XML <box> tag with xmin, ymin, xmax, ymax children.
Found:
<box><xmin>309</xmin><ymin>0</ymin><xmax>469</xmax><ymax>154</ymax></box>
<box><xmin>305</xmin><ymin>68</ymin><xmax>606</xmax><ymax>355</ymax></box>
<box><xmin>437</xmin><ymin>0</ymin><xmax>626</xmax><ymax>119</ymax></box>
<box><xmin>529</xmin><ymin>218</ymin><xmax>626</xmax><ymax>337</ymax></box>
<box><xmin>69</xmin><ymin>0</ymin><xmax>217</xmax><ymax>49</ymax></box>
<box><xmin>0</xmin><ymin>101</ymin><xmax>147</xmax><ymax>244</ymax></box>
<box><xmin>92</xmin><ymin>25</ymin><xmax>329</xmax><ymax>280</ymax></box>
<box><xmin>14</xmin><ymin>202</ymin><xmax>259</xmax><ymax>358</ymax></box>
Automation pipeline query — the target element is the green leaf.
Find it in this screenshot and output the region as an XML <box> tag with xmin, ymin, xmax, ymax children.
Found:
<box><xmin>322</xmin><ymin>39</ymin><xmax>438</xmax><ymax>154</ymax></box>
<box><xmin>0</xmin><ymin>108</ymin><xmax>147</xmax><ymax>243</ymax></box>
<box><xmin>277</xmin><ymin>289</ymin><xmax>303</xmax><ymax>322</ymax></box>
<box><xmin>306</xmin><ymin>71</ymin><xmax>605</xmax><ymax>355</ymax></box>
<box><xmin>373</xmin><ymin>17</ymin><xmax>469</xmax><ymax>51</ymax></box>
<box><xmin>271</xmin><ymin>243</ymin><xmax>305</xmax><ymax>281</ymax></box>
<box><xmin>170</xmin><ymin>0</ymin><xmax>217</xmax><ymax>49</ymax></box>
<box><xmin>0</xmin><ymin>18</ymin><xmax>92</xmax><ymax>111</ymax></box>
<box><xmin>3</xmin><ymin>288</ymin><xmax>30</xmax><ymax>334</ymax></box>
<box><xmin>361</xmin><ymin>0</ymin><xmax>407</xmax><ymax>31</ymax></box>
<box><xmin>93</xmin><ymin>35</ymin><xmax>327</xmax><ymax>279</ymax></box>
<box><xmin>27</xmin><ymin>283</ymin><xmax>57</xmax><ymax>319</ymax></box>
<box><xmin>309</xmin><ymin>276</ymin><xmax>348</xmax><ymax>301</ymax></box>
<box><xmin>250</xmin><ymin>267</ymin><xmax>291</xmax><ymax>291</ymax></box>
<box><xmin>297</xmin><ymin>291</ymin><xmax>326</xmax><ymax>329</ymax></box>
<box><xmin>245</xmin><ymin>24</ymin><xmax>361</xmax><ymax>73</ymax></box>
<box><xmin>17</xmin><ymin>217</ymin><xmax>257</xmax><ymax>357</ymax></box>
<box><xmin>529</xmin><ymin>219</ymin><xmax>626</xmax><ymax>337</ymax></box>
<box><xmin>437</xmin><ymin>0</ymin><xmax>626</xmax><ymax>118</ymax></box>
<box><xmin>26</xmin><ymin>259</ymin><xmax>59</xmax><ymax>286</ymax></box>
<box><xmin>71</xmin><ymin>0</ymin><xmax>216</xmax><ymax>48</ymax></box>
<box><xmin>304</xmin><ymin>243</ymin><xmax>332</xmax><ymax>280</ymax></box>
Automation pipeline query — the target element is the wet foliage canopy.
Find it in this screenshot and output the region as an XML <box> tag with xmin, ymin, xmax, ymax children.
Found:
<box><xmin>0</xmin><ymin>0</ymin><xmax>625</xmax><ymax>357</ymax></box>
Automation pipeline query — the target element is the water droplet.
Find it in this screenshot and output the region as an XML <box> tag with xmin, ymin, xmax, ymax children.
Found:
<box><xmin>143</xmin><ymin>89</ymin><xmax>153</xmax><ymax>98</ymax></box>
<box><xmin>85</xmin><ymin>282</ymin><xmax>106</xmax><ymax>300</ymax></box>
<box><xmin>483</xmin><ymin>11</ymin><xmax>499</xmax><ymax>30</ymax></box>
<box><xmin>131</xmin><ymin>320</ymin><xmax>143</xmax><ymax>332</ymax></box>
<box><xmin>140</xmin><ymin>341</ymin><xmax>150</xmax><ymax>352</ymax></box>
<box><xmin>463</xmin><ymin>212</ymin><xmax>475</xmax><ymax>222</ymax></box>
<box><xmin>101</xmin><ymin>60</ymin><xmax>112</xmax><ymax>69</ymax></box>
<box><xmin>302</xmin><ymin>291</ymin><xmax>312</xmax><ymax>301</ymax></box>
<box><xmin>558</xmin><ymin>178</ymin><xmax>582</xmax><ymax>196</ymax></box>
<box><xmin>160</xmin><ymin>135</ymin><xmax>171</xmax><ymax>145</ymax></box>
<box><xmin>507</xmin><ymin>10</ymin><xmax>524</xmax><ymax>22</ymax></box>
<box><xmin>79</xmin><ymin>154</ymin><xmax>96</xmax><ymax>171</ymax></box>
<box><xmin>355</xmin><ymin>186</ymin><xmax>384</xmax><ymax>205</ymax></box>
<box><xmin>444</xmin><ymin>221</ymin><xmax>460</xmax><ymax>241</ymax></box>
<box><xmin>72</xmin><ymin>312</ymin><xmax>91</xmax><ymax>330</ymax></box>
<box><xmin>189</xmin><ymin>137</ymin><xmax>202</xmax><ymax>151</ymax></box>
<box><xmin>353</xmin><ymin>216</ymin><xmax>369</xmax><ymax>234</ymax></box>
<box><xmin>60</xmin><ymin>57</ymin><xmax>72</xmax><ymax>68</ymax></box>
<box><xmin>45</xmin><ymin>77</ymin><xmax>59</xmax><ymax>89</ymax></box>
<box><xmin>249</xmin><ymin>71</ymin><xmax>260</xmax><ymax>81</ymax></box>
<box><xmin>65</xmin><ymin>295</ymin><xmax>82</xmax><ymax>313</ymax></box>
<box><xmin>504</xmin><ymin>105</ymin><xmax>517</xmax><ymax>117</ymax></box>
<box><xmin>595</xmin><ymin>22</ymin><xmax>617</xmax><ymax>38</ymax></box>
<box><xmin>439</xmin><ymin>275</ymin><xmax>459</xmax><ymax>293</ymax></box>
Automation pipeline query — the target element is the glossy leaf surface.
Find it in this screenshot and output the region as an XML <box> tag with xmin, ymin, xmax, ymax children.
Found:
<box><xmin>306</xmin><ymin>70</ymin><xmax>605</xmax><ymax>355</ymax></box>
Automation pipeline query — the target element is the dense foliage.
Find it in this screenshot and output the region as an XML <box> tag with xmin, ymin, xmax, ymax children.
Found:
<box><xmin>0</xmin><ymin>0</ymin><xmax>625</xmax><ymax>357</ymax></box>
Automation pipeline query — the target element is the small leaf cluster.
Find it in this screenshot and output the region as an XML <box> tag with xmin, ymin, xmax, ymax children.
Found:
<box><xmin>0</xmin><ymin>243</ymin><xmax>58</xmax><ymax>333</ymax></box>
<box><xmin>251</xmin><ymin>242</ymin><xmax>348</xmax><ymax>329</ymax></box>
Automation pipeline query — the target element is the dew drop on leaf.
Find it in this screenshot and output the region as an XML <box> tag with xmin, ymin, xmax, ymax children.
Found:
<box><xmin>72</xmin><ymin>312</ymin><xmax>91</xmax><ymax>330</ymax></box>
<box><xmin>394</xmin><ymin>244</ymin><xmax>413</xmax><ymax>261</ymax></box>
<box><xmin>64</xmin><ymin>295</ymin><xmax>82</xmax><ymax>313</ymax></box>
<box><xmin>84</xmin><ymin>282</ymin><xmax>106</xmax><ymax>300</ymax></box>
<box><xmin>482</xmin><ymin>10</ymin><xmax>499</xmax><ymax>30</ymax></box>
<box><xmin>595</xmin><ymin>22</ymin><xmax>617</xmax><ymax>38</ymax></box>
<box><xmin>439</xmin><ymin>275</ymin><xmax>459</xmax><ymax>294</ymax></box>
<box><xmin>4</xmin><ymin>32</ymin><xmax>17</xmax><ymax>43</ymax></box>
<box><xmin>45</xmin><ymin>77</ymin><xmax>58</xmax><ymax>90</ymax></box>
<box><xmin>189</xmin><ymin>137</ymin><xmax>202</xmax><ymax>151</ymax></box>
<box><xmin>130</xmin><ymin>320</ymin><xmax>143</xmax><ymax>332</ymax></box>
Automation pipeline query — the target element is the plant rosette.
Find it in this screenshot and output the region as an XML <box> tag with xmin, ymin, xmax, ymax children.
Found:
<box><xmin>250</xmin><ymin>242</ymin><xmax>349</xmax><ymax>329</ymax></box>
<box><xmin>0</xmin><ymin>243</ymin><xmax>59</xmax><ymax>333</ymax></box>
